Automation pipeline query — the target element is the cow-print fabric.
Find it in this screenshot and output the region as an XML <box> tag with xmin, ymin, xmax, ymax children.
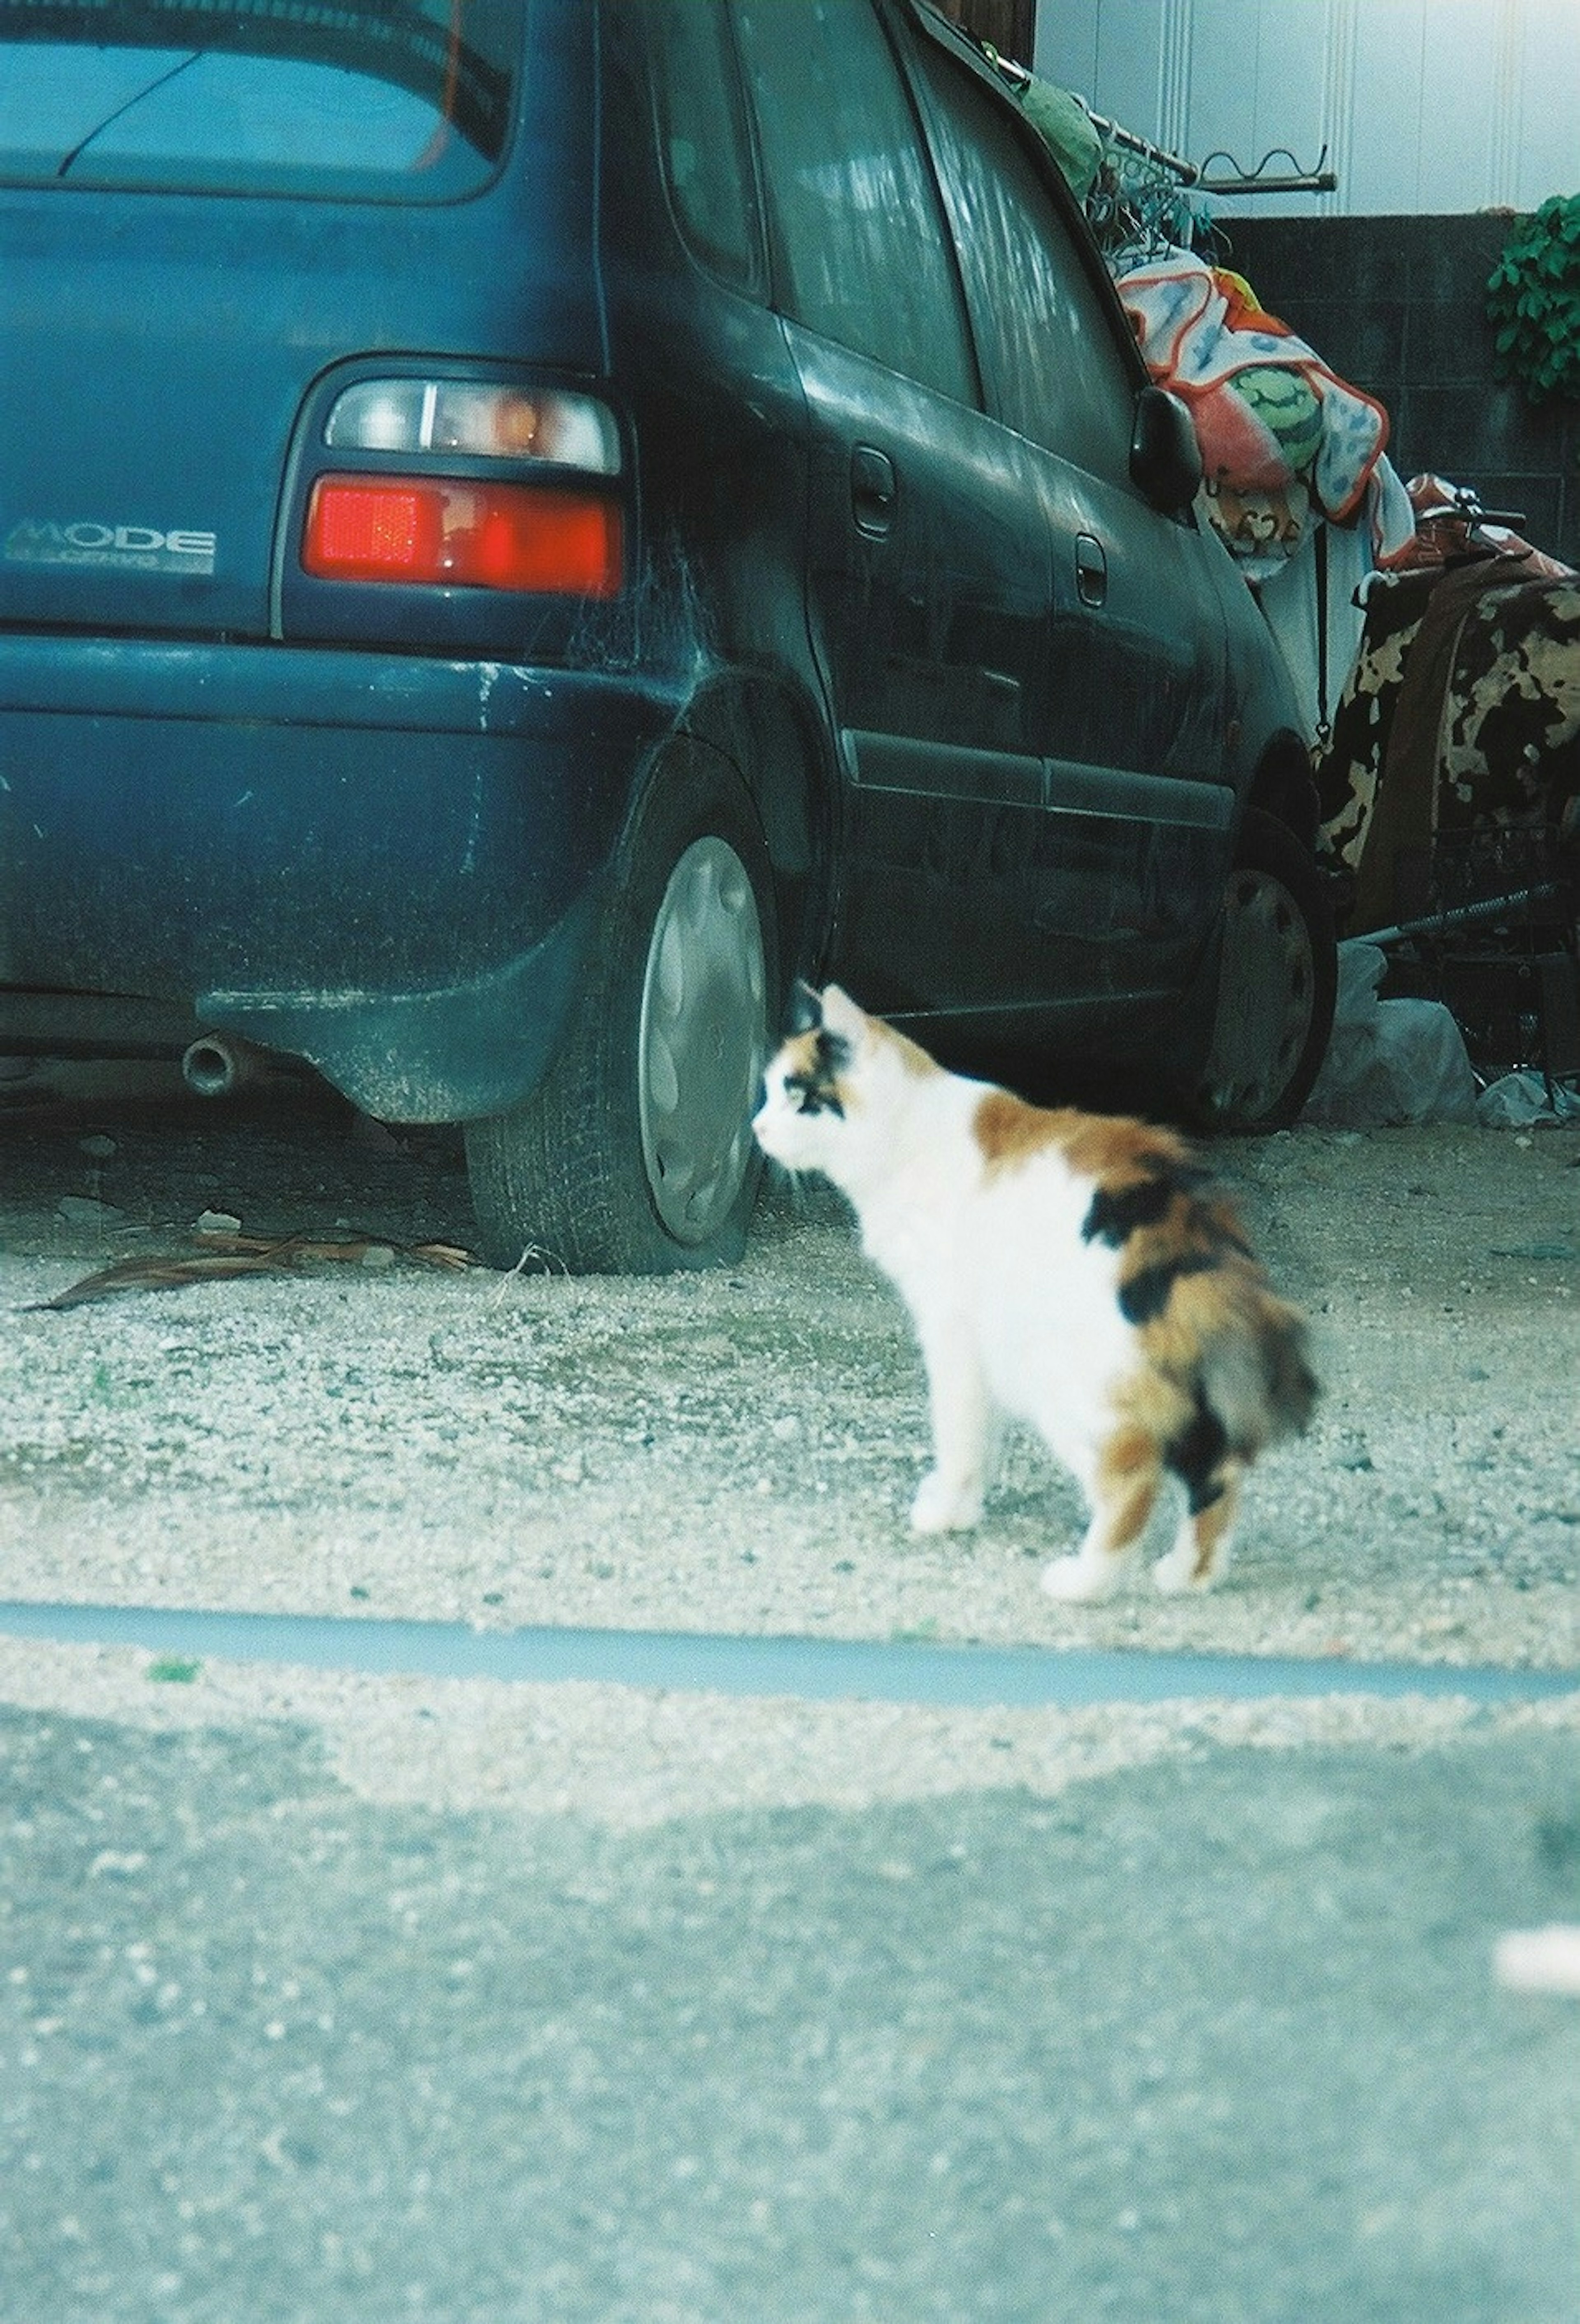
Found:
<box><xmin>1314</xmin><ymin>572</ymin><xmax>1434</xmax><ymax>876</ymax></box>
<box><xmin>1438</xmin><ymin>579</ymin><xmax>1580</xmax><ymax>830</ymax></box>
<box><xmin>1315</xmin><ymin>564</ymin><xmax>1580</xmax><ymax>888</ymax></box>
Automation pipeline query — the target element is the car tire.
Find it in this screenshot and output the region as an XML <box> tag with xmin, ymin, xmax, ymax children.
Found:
<box><xmin>465</xmin><ymin>749</ymin><xmax>777</xmax><ymax>1274</ymax></box>
<box><xmin>1195</xmin><ymin>806</ymin><xmax>1337</xmax><ymax>1132</ymax></box>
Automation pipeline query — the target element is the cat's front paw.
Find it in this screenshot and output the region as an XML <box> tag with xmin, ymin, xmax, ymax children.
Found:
<box><xmin>909</xmin><ymin>1471</ymin><xmax>983</xmax><ymax>1534</ymax></box>
<box><xmin>1040</xmin><ymin>1552</ymin><xmax>1125</xmax><ymax>1604</ymax></box>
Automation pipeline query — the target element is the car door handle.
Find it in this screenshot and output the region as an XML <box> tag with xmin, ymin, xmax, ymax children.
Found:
<box><xmin>851</xmin><ymin>444</ymin><xmax>897</xmax><ymax>538</ymax></box>
<box><xmin>1075</xmin><ymin>532</ymin><xmax>1108</xmax><ymax>606</ymax></box>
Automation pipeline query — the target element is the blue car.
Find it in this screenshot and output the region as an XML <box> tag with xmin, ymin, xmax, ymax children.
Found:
<box><xmin>0</xmin><ymin>0</ymin><xmax>1332</xmax><ymax>1270</ymax></box>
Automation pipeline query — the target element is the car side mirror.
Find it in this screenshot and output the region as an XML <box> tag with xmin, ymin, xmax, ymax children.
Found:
<box><xmin>1130</xmin><ymin>385</ymin><xmax>1202</xmax><ymax>513</ymax></box>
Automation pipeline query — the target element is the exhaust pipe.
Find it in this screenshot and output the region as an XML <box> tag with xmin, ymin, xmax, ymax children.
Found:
<box><xmin>181</xmin><ymin>1033</ymin><xmax>257</xmax><ymax>1099</ymax></box>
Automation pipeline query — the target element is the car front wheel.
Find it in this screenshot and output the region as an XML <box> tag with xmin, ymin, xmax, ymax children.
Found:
<box><xmin>465</xmin><ymin>749</ymin><xmax>776</xmax><ymax>1273</ymax></box>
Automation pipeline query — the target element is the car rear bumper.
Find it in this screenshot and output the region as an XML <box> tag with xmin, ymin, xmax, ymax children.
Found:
<box><xmin>0</xmin><ymin>637</ymin><xmax>680</xmax><ymax>1119</ymax></box>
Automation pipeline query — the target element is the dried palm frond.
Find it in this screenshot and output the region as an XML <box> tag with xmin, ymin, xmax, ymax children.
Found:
<box><xmin>26</xmin><ymin>1229</ymin><xmax>481</xmax><ymax>1310</ymax></box>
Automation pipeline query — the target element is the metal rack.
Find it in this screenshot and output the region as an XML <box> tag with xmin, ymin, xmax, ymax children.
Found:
<box><xmin>1370</xmin><ymin>823</ymin><xmax>1580</xmax><ymax>1089</ymax></box>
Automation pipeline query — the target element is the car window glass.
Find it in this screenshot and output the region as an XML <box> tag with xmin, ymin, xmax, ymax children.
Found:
<box><xmin>648</xmin><ymin>1</ymin><xmax>763</xmax><ymax>294</ymax></box>
<box><xmin>733</xmin><ymin>0</ymin><xmax>974</xmax><ymax>403</ymax></box>
<box><xmin>0</xmin><ymin>0</ymin><xmax>519</xmax><ymax>200</ymax></box>
<box><xmin>909</xmin><ymin>37</ymin><xmax>1136</xmax><ymax>476</ymax></box>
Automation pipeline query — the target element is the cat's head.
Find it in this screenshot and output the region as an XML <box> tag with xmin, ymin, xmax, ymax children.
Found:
<box><xmin>753</xmin><ymin>984</ymin><xmax>925</xmax><ymax>1181</ymax></box>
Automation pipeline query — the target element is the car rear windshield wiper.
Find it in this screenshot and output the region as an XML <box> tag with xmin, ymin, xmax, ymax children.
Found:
<box><xmin>55</xmin><ymin>46</ymin><xmax>199</xmax><ymax>178</ymax></box>
<box><xmin>0</xmin><ymin>0</ymin><xmax>513</xmax><ymax>159</ymax></box>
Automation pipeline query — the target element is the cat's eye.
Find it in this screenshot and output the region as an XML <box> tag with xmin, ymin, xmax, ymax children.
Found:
<box><xmin>787</xmin><ymin>1072</ymin><xmax>841</xmax><ymax>1118</ymax></box>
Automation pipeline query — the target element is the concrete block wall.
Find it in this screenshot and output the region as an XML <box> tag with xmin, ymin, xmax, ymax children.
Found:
<box><xmin>1220</xmin><ymin>213</ymin><xmax>1579</xmax><ymax>567</ymax></box>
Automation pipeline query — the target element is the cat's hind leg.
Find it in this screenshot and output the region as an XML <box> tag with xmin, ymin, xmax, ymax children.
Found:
<box><xmin>909</xmin><ymin>1318</ymin><xmax>996</xmax><ymax>1534</ymax></box>
<box><xmin>1153</xmin><ymin>1461</ymin><xmax>1242</xmax><ymax>1594</ymax></box>
<box><xmin>1041</xmin><ymin>1425</ymin><xmax>1161</xmax><ymax>1602</ymax></box>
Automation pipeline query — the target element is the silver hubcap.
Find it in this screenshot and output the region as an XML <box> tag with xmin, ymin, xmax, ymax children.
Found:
<box><xmin>1202</xmin><ymin>866</ymin><xmax>1315</xmax><ymax>1123</ymax></box>
<box><xmin>637</xmin><ymin>836</ymin><xmax>767</xmax><ymax>1243</ymax></box>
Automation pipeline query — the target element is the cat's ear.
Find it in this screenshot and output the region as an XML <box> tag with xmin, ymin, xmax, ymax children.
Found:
<box><xmin>818</xmin><ymin>985</ymin><xmax>869</xmax><ymax>1044</ymax></box>
<box><xmin>788</xmin><ymin>980</ymin><xmax>824</xmax><ymax>1036</ymax></box>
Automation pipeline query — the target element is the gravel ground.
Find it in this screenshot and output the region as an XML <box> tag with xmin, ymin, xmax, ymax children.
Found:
<box><xmin>2</xmin><ymin>1062</ymin><xmax>1577</xmax><ymax>1676</ymax></box>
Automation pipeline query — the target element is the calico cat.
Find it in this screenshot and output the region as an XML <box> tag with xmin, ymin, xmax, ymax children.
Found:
<box><xmin>752</xmin><ymin>985</ymin><xmax>1316</xmax><ymax>1601</ymax></box>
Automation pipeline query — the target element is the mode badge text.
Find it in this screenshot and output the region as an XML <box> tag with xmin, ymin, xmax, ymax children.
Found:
<box><xmin>4</xmin><ymin>518</ymin><xmax>217</xmax><ymax>576</ymax></box>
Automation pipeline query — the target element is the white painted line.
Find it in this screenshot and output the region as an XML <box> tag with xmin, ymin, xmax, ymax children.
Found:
<box><xmin>0</xmin><ymin>1602</ymin><xmax>1576</xmax><ymax>1709</ymax></box>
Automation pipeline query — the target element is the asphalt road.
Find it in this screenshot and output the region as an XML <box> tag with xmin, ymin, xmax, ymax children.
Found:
<box><xmin>3</xmin><ymin>1703</ymin><xmax>1579</xmax><ymax>2324</ymax></box>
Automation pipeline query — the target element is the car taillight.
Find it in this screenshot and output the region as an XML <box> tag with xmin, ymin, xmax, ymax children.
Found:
<box><xmin>301</xmin><ymin>476</ymin><xmax>624</xmax><ymax>597</ymax></box>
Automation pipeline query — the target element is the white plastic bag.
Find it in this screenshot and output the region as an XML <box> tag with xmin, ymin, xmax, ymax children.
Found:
<box><xmin>1303</xmin><ymin>941</ymin><xmax>1479</xmax><ymax>1126</ymax></box>
<box><xmin>1475</xmin><ymin>1069</ymin><xmax>1580</xmax><ymax>1127</ymax></box>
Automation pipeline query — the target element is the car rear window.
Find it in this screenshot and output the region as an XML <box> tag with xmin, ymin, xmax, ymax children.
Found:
<box><xmin>0</xmin><ymin>0</ymin><xmax>520</xmax><ymax>200</ymax></box>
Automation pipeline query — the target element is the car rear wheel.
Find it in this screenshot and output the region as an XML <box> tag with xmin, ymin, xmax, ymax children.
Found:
<box><xmin>1196</xmin><ymin>806</ymin><xmax>1337</xmax><ymax>1132</ymax></box>
<box><xmin>465</xmin><ymin>750</ymin><xmax>776</xmax><ymax>1273</ymax></box>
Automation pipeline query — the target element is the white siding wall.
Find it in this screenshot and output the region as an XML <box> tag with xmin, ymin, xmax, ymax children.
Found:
<box><xmin>1033</xmin><ymin>0</ymin><xmax>1580</xmax><ymax>216</ymax></box>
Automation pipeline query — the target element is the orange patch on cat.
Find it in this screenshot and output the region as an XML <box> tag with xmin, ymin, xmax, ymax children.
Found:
<box><xmin>973</xmin><ymin>1089</ymin><xmax>1070</xmax><ymax>1169</ymax></box>
<box><xmin>1100</xmin><ymin>1424</ymin><xmax>1157</xmax><ymax>1478</ymax></box>
<box><xmin>1089</xmin><ymin>1424</ymin><xmax>1162</xmax><ymax>1554</ymax></box>
<box><xmin>1061</xmin><ymin>1112</ymin><xmax>1197</xmax><ymax>1187</ymax></box>
<box><xmin>1113</xmin><ymin>1360</ymin><xmax>1196</xmax><ymax>1449</ymax></box>
<box><xmin>975</xmin><ymin>1090</ymin><xmax>1197</xmax><ymax>1191</ymax></box>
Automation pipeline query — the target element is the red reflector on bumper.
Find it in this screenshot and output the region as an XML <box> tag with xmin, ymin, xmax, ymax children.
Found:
<box><xmin>302</xmin><ymin>476</ymin><xmax>624</xmax><ymax>596</ymax></box>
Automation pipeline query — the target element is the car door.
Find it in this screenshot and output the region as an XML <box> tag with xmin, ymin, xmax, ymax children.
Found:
<box><xmin>731</xmin><ymin>0</ymin><xmax>1065</xmax><ymax>1015</ymax></box>
<box><xmin>906</xmin><ymin>23</ymin><xmax>1241</xmax><ymax>1004</ymax></box>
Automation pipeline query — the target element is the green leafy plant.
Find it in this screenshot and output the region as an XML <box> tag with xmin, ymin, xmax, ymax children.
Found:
<box><xmin>1486</xmin><ymin>194</ymin><xmax>1580</xmax><ymax>403</ymax></box>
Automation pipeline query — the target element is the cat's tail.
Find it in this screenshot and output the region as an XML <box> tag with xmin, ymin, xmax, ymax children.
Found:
<box><xmin>1196</xmin><ymin>1286</ymin><xmax>1318</xmax><ymax>1459</ymax></box>
<box><xmin>1085</xmin><ymin>1129</ymin><xmax>1317</xmax><ymax>1463</ymax></box>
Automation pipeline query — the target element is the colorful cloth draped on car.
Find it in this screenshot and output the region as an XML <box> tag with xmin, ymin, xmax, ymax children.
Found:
<box><xmin>1117</xmin><ymin>254</ymin><xmax>1415</xmax><ymax>581</ymax></box>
